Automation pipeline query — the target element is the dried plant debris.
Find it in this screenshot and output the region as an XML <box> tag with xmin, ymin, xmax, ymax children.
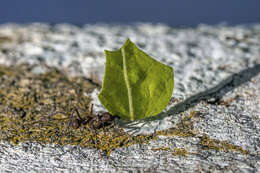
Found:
<box><xmin>0</xmin><ymin>65</ymin><xmax>249</xmax><ymax>156</ymax></box>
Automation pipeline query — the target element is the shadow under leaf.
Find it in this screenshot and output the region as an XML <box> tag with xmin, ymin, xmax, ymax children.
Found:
<box><xmin>154</xmin><ymin>63</ymin><xmax>260</xmax><ymax>121</ymax></box>
<box><xmin>121</xmin><ymin>63</ymin><xmax>260</xmax><ymax>128</ymax></box>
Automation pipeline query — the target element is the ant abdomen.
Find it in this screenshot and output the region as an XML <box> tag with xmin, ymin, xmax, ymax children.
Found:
<box><xmin>69</xmin><ymin>118</ymin><xmax>81</xmax><ymax>129</ymax></box>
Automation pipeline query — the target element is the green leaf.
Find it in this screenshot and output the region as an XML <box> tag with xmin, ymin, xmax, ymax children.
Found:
<box><xmin>98</xmin><ymin>39</ymin><xmax>174</xmax><ymax>120</ymax></box>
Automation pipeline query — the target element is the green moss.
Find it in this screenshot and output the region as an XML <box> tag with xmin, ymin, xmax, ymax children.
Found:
<box><xmin>0</xmin><ymin>64</ymin><xmax>157</xmax><ymax>155</ymax></box>
<box><xmin>0</xmin><ymin>65</ymin><xmax>249</xmax><ymax>156</ymax></box>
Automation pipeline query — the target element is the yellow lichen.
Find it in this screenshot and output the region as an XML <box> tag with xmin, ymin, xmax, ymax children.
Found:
<box><xmin>151</xmin><ymin>147</ymin><xmax>195</xmax><ymax>157</ymax></box>
<box><xmin>172</xmin><ymin>148</ymin><xmax>189</xmax><ymax>156</ymax></box>
<box><xmin>151</xmin><ymin>146</ymin><xmax>171</xmax><ymax>151</ymax></box>
<box><xmin>200</xmin><ymin>134</ymin><xmax>249</xmax><ymax>155</ymax></box>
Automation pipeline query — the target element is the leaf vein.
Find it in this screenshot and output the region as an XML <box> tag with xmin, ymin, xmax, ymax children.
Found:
<box><xmin>122</xmin><ymin>47</ymin><xmax>134</xmax><ymax>120</ymax></box>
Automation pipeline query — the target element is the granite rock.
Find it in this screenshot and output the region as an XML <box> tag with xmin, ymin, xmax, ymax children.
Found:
<box><xmin>0</xmin><ymin>23</ymin><xmax>259</xmax><ymax>172</ymax></box>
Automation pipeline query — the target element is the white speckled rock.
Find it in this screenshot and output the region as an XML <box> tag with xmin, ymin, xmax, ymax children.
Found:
<box><xmin>0</xmin><ymin>23</ymin><xmax>260</xmax><ymax>172</ymax></box>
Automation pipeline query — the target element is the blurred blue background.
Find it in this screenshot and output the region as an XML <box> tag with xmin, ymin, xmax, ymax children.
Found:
<box><xmin>1</xmin><ymin>0</ymin><xmax>259</xmax><ymax>26</ymax></box>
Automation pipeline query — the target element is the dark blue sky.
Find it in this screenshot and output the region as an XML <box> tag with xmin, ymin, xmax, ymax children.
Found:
<box><xmin>1</xmin><ymin>0</ymin><xmax>259</xmax><ymax>26</ymax></box>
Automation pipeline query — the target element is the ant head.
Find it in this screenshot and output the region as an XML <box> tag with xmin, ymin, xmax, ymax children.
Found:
<box><xmin>100</xmin><ymin>112</ymin><xmax>113</xmax><ymax>121</ymax></box>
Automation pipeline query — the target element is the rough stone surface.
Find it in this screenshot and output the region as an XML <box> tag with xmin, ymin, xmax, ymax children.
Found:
<box><xmin>0</xmin><ymin>23</ymin><xmax>260</xmax><ymax>172</ymax></box>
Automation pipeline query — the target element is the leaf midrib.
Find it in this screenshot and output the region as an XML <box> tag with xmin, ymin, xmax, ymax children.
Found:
<box><xmin>121</xmin><ymin>47</ymin><xmax>134</xmax><ymax>120</ymax></box>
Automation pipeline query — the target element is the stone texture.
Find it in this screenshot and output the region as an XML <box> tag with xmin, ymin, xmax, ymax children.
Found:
<box><xmin>0</xmin><ymin>23</ymin><xmax>260</xmax><ymax>172</ymax></box>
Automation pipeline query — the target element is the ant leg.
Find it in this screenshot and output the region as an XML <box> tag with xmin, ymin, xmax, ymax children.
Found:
<box><xmin>92</xmin><ymin>127</ymin><xmax>98</xmax><ymax>149</ymax></box>
<box><xmin>74</xmin><ymin>107</ymin><xmax>83</xmax><ymax>121</ymax></box>
<box><xmin>101</xmin><ymin>123</ymin><xmax>105</xmax><ymax>132</ymax></box>
<box><xmin>89</xmin><ymin>131</ymin><xmax>96</xmax><ymax>147</ymax></box>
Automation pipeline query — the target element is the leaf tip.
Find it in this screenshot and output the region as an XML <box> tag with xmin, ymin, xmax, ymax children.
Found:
<box><xmin>122</xmin><ymin>38</ymin><xmax>133</xmax><ymax>48</ymax></box>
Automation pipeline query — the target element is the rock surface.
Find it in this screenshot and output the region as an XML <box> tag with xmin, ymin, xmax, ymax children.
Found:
<box><xmin>0</xmin><ymin>23</ymin><xmax>260</xmax><ymax>172</ymax></box>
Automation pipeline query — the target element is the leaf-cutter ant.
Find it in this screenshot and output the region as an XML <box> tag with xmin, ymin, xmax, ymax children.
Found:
<box><xmin>68</xmin><ymin>104</ymin><xmax>117</xmax><ymax>129</ymax></box>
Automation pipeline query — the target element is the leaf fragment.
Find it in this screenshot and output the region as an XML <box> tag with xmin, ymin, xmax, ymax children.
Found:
<box><xmin>98</xmin><ymin>39</ymin><xmax>174</xmax><ymax>120</ymax></box>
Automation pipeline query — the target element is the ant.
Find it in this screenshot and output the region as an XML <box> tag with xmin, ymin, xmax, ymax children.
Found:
<box><xmin>68</xmin><ymin>104</ymin><xmax>117</xmax><ymax>129</ymax></box>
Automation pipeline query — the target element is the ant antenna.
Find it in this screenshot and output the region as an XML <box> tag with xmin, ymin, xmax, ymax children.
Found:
<box><xmin>89</xmin><ymin>103</ymin><xmax>94</xmax><ymax>116</ymax></box>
